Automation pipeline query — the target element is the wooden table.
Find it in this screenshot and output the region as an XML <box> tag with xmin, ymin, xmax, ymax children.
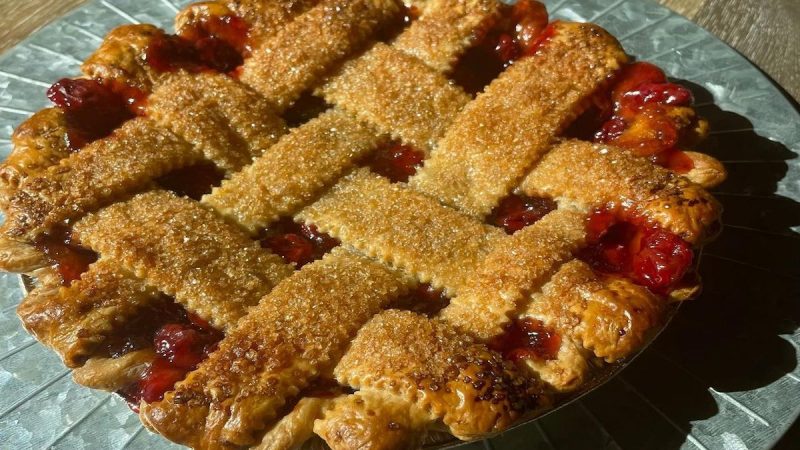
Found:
<box><xmin>0</xmin><ymin>0</ymin><xmax>797</xmax><ymax>100</ymax></box>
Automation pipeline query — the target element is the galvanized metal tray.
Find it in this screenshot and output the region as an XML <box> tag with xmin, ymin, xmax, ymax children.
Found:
<box><xmin>0</xmin><ymin>0</ymin><xmax>798</xmax><ymax>448</ymax></box>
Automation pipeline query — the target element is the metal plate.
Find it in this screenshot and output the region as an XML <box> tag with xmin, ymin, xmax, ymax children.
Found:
<box><xmin>0</xmin><ymin>0</ymin><xmax>798</xmax><ymax>448</ymax></box>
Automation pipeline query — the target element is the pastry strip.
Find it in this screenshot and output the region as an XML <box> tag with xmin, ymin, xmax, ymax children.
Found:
<box><xmin>240</xmin><ymin>0</ymin><xmax>403</xmax><ymax>112</ymax></box>
<box><xmin>518</xmin><ymin>140</ymin><xmax>721</xmax><ymax>244</ymax></box>
<box><xmin>148</xmin><ymin>72</ymin><xmax>287</xmax><ymax>173</ymax></box>
<box><xmin>3</xmin><ymin>118</ymin><xmax>201</xmax><ymax>240</ymax></box>
<box><xmin>409</xmin><ymin>21</ymin><xmax>628</xmax><ymax>217</ymax></box>
<box><xmin>17</xmin><ymin>259</ymin><xmax>163</xmax><ymax>367</ymax></box>
<box><xmin>140</xmin><ymin>247</ymin><xmax>408</xmax><ymax>447</ymax></box>
<box><xmin>318</xmin><ymin>43</ymin><xmax>471</xmax><ymax>153</ymax></box>
<box><xmin>393</xmin><ymin>0</ymin><xmax>500</xmax><ymax>73</ymax></box>
<box><xmin>328</xmin><ymin>310</ymin><xmax>550</xmax><ymax>441</ymax></box>
<box><xmin>203</xmin><ymin>108</ymin><xmax>386</xmax><ymax>234</ymax></box>
<box><xmin>298</xmin><ymin>169</ymin><xmax>504</xmax><ymax>295</ymax></box>
<box><xmin>81</xmin><ymin>24</ymin><xmax>166</xmax><ymax>92</ymax></box>
<box><xmin>73</xmin><ymin>190</ymin><xmax>293</xmax><ymax>329</ymax></box>
<box><xmin>440</xmin><ymin>207</ymin><xmax>588</xmax><ymax>340</ymax></box>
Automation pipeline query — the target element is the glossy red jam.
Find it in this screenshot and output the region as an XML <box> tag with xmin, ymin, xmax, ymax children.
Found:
<box><xmin>33</xmin><ymin>226</ymin><xmax>98</xmax><ymax>286</ymax></box>
<box><xmin>366</xmin><ymin>143</ymin><xmax>426</xmax><ymax>183</ymax></box>
<box><xmin>146</xmin><ymin>15</ymin><xmax>249</xmax><ymax>75</ymax></box>
<box><xmin>489</xmin><ymin>317</ymin><xmax>561</xmax><ymax>362</ymax></box>
<box><xmin>488</xmin><ymin>194</ymin><xmax>557</xmax><ymax>234</ymax></box>
<box><xmin>261</xmin><ymin>218</ymin><xmax>340</xmax><ymax>267</ymax></box>
<box><xmin>156</xmin><ymin>162</ymin><xmax>225</xmax><ymax>200</ymax></box>
<box><xmin>579</xmin><ymin>207</ymin><xmax>694</xmax><ymax>294</ymax></box>
<box><xmin>119</xmin><ymin>304</ymin><xmax>222</xmax><ymax>411</ymax></box>
<box><xmin>591</xmin><ymin>62</ymin><xmax>698</xmax><ymax>173</ymax></box>
<box><xmin>451</xmin><ymin>0</ymin><xmax>549</xmax><ymax>93</ymax></box>
<box><xmin>47</xmin><ymin>78</ymin><xmax>138</xmax><ymax>150</ymax></box>
<box><xmin>392</xmin><ymin>283</ymin><xmax>450</xmax><ymax>316</ymax></box>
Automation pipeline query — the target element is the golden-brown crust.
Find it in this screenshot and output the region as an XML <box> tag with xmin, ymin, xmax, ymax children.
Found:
<box><xmin>74</xmin><ymin>191</ymin><xmax>292</xmax><ymax>330</ymax></box>
<box><xmin>314</xmin><ymin>391</ymin><xmax>430</xmax><ymax>450</ymax></box>
<box><xmin>81</xmin><ymin>24</ymin><xmax>165</xmax><ymax>92</ymax></box>
<box><xmin>2</xmin><ymin>118</ymin><xmax>202</xmax><ymax>240</ymax></box>
<box><xmin>409</xmin><ymin>21</ymin><xmax>628</xmax><ymax>217</ymax></box>
<box><xmin>298</xmin><ymin>169</ymin><xmax>504</xmax><ymax>295</ymax></box>
<box><xmin>72</xmin><ymin>349</ymin><xmax>155</xmax><ymax>391</ymax></box>
<box><xmin>140</xmin><ymin>248</ymin><xmax>408</xmax><ymax>448</ymax></box>
<box><xmin>240</xmin><ymin>0</ymin><xmax>403</xmax><ymax>112</ymax></box>
<box><xmin>519</xmin><ymin>140</ymin><xmax>722</xmax><ymax>244</ymax></box>
<box><xmin>0</xmin><ymin>237</ymin><xmax>49</xmax><ymax>272</ymax></box>
<box><xmin>440</xmin><ymin>207</ymin><xmax>587</xmax><ymax>340</ymax></box>
<box><xmin>318</xmin><ymin>43</ymin><xmax>471</xmax><ymax>153</ymax></box>
<box><xmin>17</xmin><ymin>259</ymin><xmax>163</xmax><ymax>367</ymax></box>
<box><xmin>0</xmin><ymin>108</ymin><xmax>70</xmax><ymax>202</ymax></box>
<box><xmin>525</xmin><ymin>260</ymin><xmax>666</xmax><ymax>363</ymax></box>
<box><xmin>683</xmin><ymin>150</ymin><xmax>727</xmax><ymax>189</ymax></box>
<box><xmin>334</xmin><ymin>310</ymin><xmax>550</xmax><ymax>440</ymax></box>
<box><xmin>147</xmin><ymin>72</ymin><xmax>287</xmax><ymax>174</ymax></box>
<box><xmin>393</xmin><ymin>0</ymin><xmax>500</xmax><ymax>73</ymax></box>
<box><xmin>256</xmin><ymin>397</ymin><xmax>331</xmax><ymax>450</ymax></box>
<box><xmin>204</xmin><ymin>109</ymin><xmax>386</xmax><ymax>234</ymax></box>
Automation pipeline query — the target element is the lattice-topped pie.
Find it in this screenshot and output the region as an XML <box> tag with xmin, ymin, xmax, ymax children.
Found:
<box><xmin>0</xmin><ymin>0</ymin><xmax>726</xmax><ymax>448</ymax></box>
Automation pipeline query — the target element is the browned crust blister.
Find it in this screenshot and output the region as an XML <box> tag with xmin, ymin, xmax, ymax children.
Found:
<box><xmin>148</xmin><ymin>72</ymin><xmax>288</xmax><ymax>173</ymax></box>
<box><xmin>73</xmin><ymin>190</ymin><xmax>293</xmax><ymax>330</ymax></box>
<box><xmin>409</xmin><ymin>21</ymin><xmax>628</xmax><ymax>217</ymax></box>
<box><xmin>519</xmin><ymin>140</ymin><xmax>722</xmax><ymax>244</ymax></box>
<box><xmin>203</xmin><ymin>108</ymin><xmax>386</xmax><ymax>233</ymax></box>
<box><xmin>140</xmin><ymin>248</ymin><xmax>408</xmax><ymax>448</ymax></box>
<box><xmin>298</xmin><ymin>169</ymin><xmax>504</xmax><ymax>295</ymax></box>
<box><xmin>16</xmin><ymin>258</ymin><xmax>162</xmax><ymax>367</ymax></box>
<box><xmin>318</xmin><ymin>43</ymin><xmax>471</xmax><ymax>153</ymax></box>
<box><xmin>240</xmin><ymin>0</ymin><xmax>403</xmax><ymax>112</ymax></box>
<box><xmin>3</xmin><ymin>118</ymin><xmax>202</xmax><ymax>240</ymax></box>
<box><xmin>332</xmin><ymin>310</ymin><xmax>550</xmax><ymax>440</ymax></box>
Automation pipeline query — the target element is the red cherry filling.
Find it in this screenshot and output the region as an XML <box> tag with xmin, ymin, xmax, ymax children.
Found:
<box><xmin>47</xmin><ymin>78</ymin><xmax>138</xmax><ymax>150</ymax></box>
<box><xmin>488</xmin><ymin>194</ymin><xmax>557</xmax><ymax>234</ymax></box>
<box><xmin>579</xmin><ymin>207</ymin><xmax>694</xmax><ymax>294</ymax></box>
<box><xmin>146</xmin><ymin>15</ymin><xmax>249</xmax><ymax>74</ymax></box>
<box><xmin>450</xmin><ymin>0</ymin><xmax>550</xmax><ymax>93</ymax></box>
<box><xmin>588</xmin><ymin>62</ymin><xmax>698</xmax><ymax>173</ymax></box>
<box><xmin>392</xmin><ymin>283</ymin><xmax>450</xmax><ymax>316</ymax></box>
<box><xmin>118</xmin><ymin>304</ymin><xmax>223</xmax><ymax>411</ymax></box>
<box><xmin>33</xmin><ymin>226</ymin><xmax>98</xmax><ymax>286</ymax></box>
<box><xmin>156</xmin><ymin>162</ymin><xmax>225</xmax><ymax>200</ymax></box>
<box><xmin>261</xmin><ymin>218</ymin><xmax>340</xmax><ymax>267</ymax></box>
<box><xmin>366</xmin><ymin>143</ymin><xmax>425</xmax><ymax>183</ymax></box>
<box><xmin>489</xmin><ymin>318</ymin><xmax>561</xmax><ymax>362</ymax></box>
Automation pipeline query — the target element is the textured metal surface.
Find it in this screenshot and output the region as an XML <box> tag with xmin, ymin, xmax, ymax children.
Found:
<box><xmin>0</xmin><ymin>0</ymin><xmax>798</xmax><ymax>449</ymax></box>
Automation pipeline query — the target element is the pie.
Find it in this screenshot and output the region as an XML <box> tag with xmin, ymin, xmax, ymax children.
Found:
<box><xmin>0</xmin><ymin>0</ymin><xmax>726</xmax><ymax>448</ymax></box>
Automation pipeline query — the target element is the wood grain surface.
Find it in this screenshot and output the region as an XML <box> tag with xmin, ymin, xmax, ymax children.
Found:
<box><xmin>0</xmin><ymin>0</ymin><xmax>797</xmax><ymax>100</ymax></box>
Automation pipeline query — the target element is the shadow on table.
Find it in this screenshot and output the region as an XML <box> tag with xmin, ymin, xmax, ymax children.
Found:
<box><xmin>472</xmin><ymin>81</ymin><xmax>800</xmax><ymax>450</ymax></box>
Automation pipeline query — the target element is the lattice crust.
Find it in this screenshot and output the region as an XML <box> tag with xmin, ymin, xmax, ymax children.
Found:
<box><xmin>331</xmin><ymin>310</ymin><xmax>551</xmax><ymax>440</ymax></box>
<box><xmin>256</xmin><ymin>397</ymin><xmax>333</xmax><ymax>450</ymax></box>
<box><xmin>393</xmin><ymin>0</ymin><xmax>499</xmax><ymax>73</ymax></box>
<box><xmin>147</xmin><ymin>72</ymin><xmax>288</xmax><ymax>174</ymax></box>
<box><xmin>0</xmin><ymin>108</ymin><xmax>70</xmax><ymax>201</ymax></box>
<box><xmin>318</xmin><ymin>43</ymin><xmax>472</xmax><ymax>153</ymax></box>
<box><xmin>139</xmin><ymin>248</ymin><xmax>409</xmax><ymax>447</ymax></box>
<box><xmin>298</xmin><ymin>168</ymin><xmax>505</xmax><ymax>295</ymax></box>
<box><xmin>3</xmin><ymin>118</ymin><xmax>202</xmax><ymax>240</ymax></box>
<box><xmin>16</xmin><ymin>258</ymin><xmax>163</xmax><ymax>367</ymax></box>
<box><xmin>519</xmin><ymin>140</ymin><xmax>722</xmax><ymax>244</ymax></box>
<box><xmin>440</xmin><ymin>207</ymin><xmax>588</xmax><ymax>340</ymax></box>
<box><xmin>175</xmin><ymin>0</ymin><xmax>320</xmax><ymax>42</ymax></box>
<box><xmin>203</xmin><ymin>108</ymin><xmax>387</xmax><ymax>234</ymax></box>
<box><xmin>525</xmin><ymin>260</ymin><xmax>664</xmax><ymax>363</ymax></box>
<box><xmin>73</xmin><ymin>190</ymin><xmax>293</xmax><ymax>330</ymax></box>
<box><xmin>72</xmin><ymin>349</ymin><xmax>156</xmax><ymax>392</ymax></box>
<box><xmin>409</xmin><ymin>21</ymin><xmax>628</xmax><ymax>218</ymax></box>
<box><xmin>239</xmin><ymin>0</ymin><xmax>403</xmax><ymax>112</ymax></box>
<box><xmin>313</xmin><ymin>390</ymin><xmax>430</xmax><ymax>450</ymax></box>
<box><xmin>81</xmin><ymin>24</ymin><xmax>165</xmax><ymax>92</ymax></box>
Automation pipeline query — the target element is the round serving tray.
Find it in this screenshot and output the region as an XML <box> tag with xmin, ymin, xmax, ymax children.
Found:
<box><xmin>0</xmin><ymin>0</ymin><xmax>798</xmax><ymax>449</ymax></box>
